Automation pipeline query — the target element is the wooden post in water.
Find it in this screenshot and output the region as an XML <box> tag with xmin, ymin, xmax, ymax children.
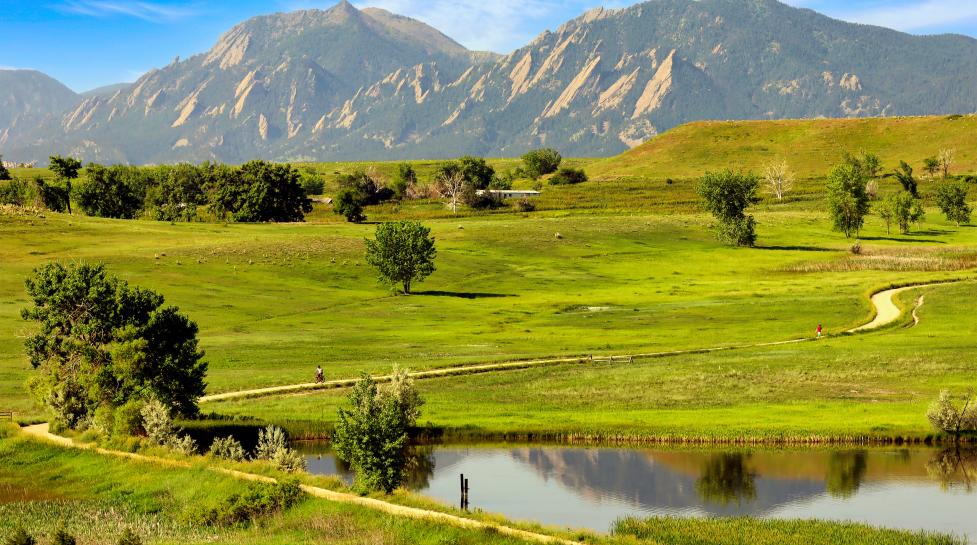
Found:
<box><xmin>460</xmin><ymin>473</ymin><xmax>469</xmax><ymax>510</ymax></box>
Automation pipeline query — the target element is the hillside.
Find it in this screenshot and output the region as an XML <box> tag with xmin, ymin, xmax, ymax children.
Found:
<box><xmin>5</xmin><ymin>0</ymin><xmax>977</xmax><ymax>164</ymax></box>
<box><xmin>591</xmin><ymin>115</ymin><xmax>977</xmax><ymax>180</ymax></box>
<box><xmin>0</xmin><ymin>70</ymin><xmax>81</xmax><ymax>148</ymax></box>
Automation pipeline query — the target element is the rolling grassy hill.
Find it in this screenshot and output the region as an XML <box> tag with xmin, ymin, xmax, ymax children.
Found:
<box><xmin>590</xmin><ymin>115</ymin><xmax>977</xmax><ymax>181</ymax></box>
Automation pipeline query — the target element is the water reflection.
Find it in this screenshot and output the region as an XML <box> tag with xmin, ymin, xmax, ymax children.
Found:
<box><xmin>927</xmin><ymin>447</ymin><xmax>977</xmax><ymax>492</ymax></box>
<box><xmin>696</xmin><ymin>453</ymin><xmax>756</xmax><ymax>505</ymax></box>
<box><xmin>300</xmin><ymin>444</ymin><xmax>977</xmax><ymax>539</ymax></box>
<box><xmin>825</xmin><ymin>450</ymin><xmax>867</xmax><ymax>498</ymax></box>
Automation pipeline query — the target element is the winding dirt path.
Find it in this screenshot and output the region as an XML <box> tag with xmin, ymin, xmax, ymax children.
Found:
<box><xmin>201</xmin><ymin>280</ymin><xmax>964</xmax><ymax>404</ymax></box>
<box><xmin>19</xmin><ymin>424</ymin><xmax>574</xmax><ymax>545</ymax></box>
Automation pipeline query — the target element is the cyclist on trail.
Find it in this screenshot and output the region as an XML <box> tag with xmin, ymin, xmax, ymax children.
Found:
<box><xmin>315</xmin><ymin>365</ymin><xmax>324</xmax><ymax>384</ymax></box>
<box><xmin>816</xmin><ymin>323</ymin><xmax>823</xmax><ymax>339</ymax></box>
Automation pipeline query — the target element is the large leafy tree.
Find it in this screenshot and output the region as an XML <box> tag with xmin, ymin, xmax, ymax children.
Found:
<box><xmin>697</xmin><ymin>170</ymin><xmax>761</xmax><ymax>247</ymax></box>
<box><xmin>935</xmin><ymin>182</ymin><xmax>972</xmax><ymax>226</ymax></box>
<box><xmin>0</xmin><ymin>155</ymin><xmax>10</xmax><ymax>181</ymax></box>
<box><xmin>826</xmin><ymin>163</ymin><xmax>870</xmax><ymax>238</ymax></box>
<box><xmin>48</xmin><ymin>155</ymin><xmax>82</xmax><ymax>214</ymax></box>
<box><xmin>521</xmin><ymin>148</ymin><xmax>562</xmax><ymax>180</ymax></box>
<box><xmin>75</xmin><ymin>164</ymin><xmax>145</xmax><ymax>219</ymax></box>
<box><xmin>207</xmin><ymin>160</ymin><xmax>311</xmax><ymax>222</ymax></box>
<box><xmin>365</xmin><ymin>221</ymin><xmax>437</xmax><ymax>294</ymax></box>
<box><xmin>22</xmin><ymin>263</ymin><xmax>206</xmax><ymax>429</ymax></box>
<box><xmin>145</xmin><ymin>163</ymin><xmax>207</xmax><ymax>221</ymax></box>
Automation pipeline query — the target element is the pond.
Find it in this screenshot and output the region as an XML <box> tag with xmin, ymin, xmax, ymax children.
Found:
<box><xmin>296</xmin><ymin>443</ymin><xmax>977</xmax><ymax>540</ymax></box>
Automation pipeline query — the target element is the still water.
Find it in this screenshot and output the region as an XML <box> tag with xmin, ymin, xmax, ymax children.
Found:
<box><xmin>297</xmin><ymin>444</ymin><xmax>977</xmax><ymax>540</ymax></box>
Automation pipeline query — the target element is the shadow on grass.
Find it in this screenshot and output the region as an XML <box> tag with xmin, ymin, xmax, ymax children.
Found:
<box><xmin>860</xmin><ymin>236</ymin><xmax>946</xmax><ymax>244</ymax></box>
<box><xmin>413</xmin><ymin>290</ymin><xmax>514</xmax><ymax>299</ymax></box>
<box><xmin>756</xmin><ymin>245</ymin><xmax>836</xmax><ymax>252</ymax></box>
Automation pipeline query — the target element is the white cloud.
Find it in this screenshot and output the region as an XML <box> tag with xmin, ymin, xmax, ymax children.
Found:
<box><xmin>57</xmin><ymin>1</ymin><xmax>199</xmax><ymax>22</ymax></box>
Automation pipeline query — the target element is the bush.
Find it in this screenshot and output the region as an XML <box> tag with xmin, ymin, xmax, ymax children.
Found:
<box><xmin>199</xmin><ymin>479</ymin><xmax>303</xmax><ymax>527</ymax></box>
<box><xmin>76</xmin><ymin>164</ymin><xmax>145</xmax><ymax>219</ymax></box>
<box><xmin>0</xmin><ymin>155</ymin><xmax>10</xmax><ymax>181</ymax></box>
<box><xmin>209</xmin><ymin>436</ymin><xmax>247</xmax><ymax>461</ymax></box>
<box><xmin>52</xmin><ymin>529</ymin><xmax>76</xmax><ymax>545</ymax></box>
<box><xmin>272</xmin><ymin>448</ymin><xmax>307</xmax><ymax>473</ymax></box>
<box><xmin>115</xmin><ymin>529</ymin><xmax>141</xmax><ymax>545</ymax></box>
<box><xmin>141</xmin><ymin>398</ymin><xmax>176</xmax><ymax>446</ymax></box>
<box><xmin>113</xmin><ymin>399</ymin><xmax>144</xmax><ymax>436</ymax></box>
<box><xmin>168</xmin><ymin>434</ymin><xmax>199</xmax><ymax>456</ymax></box>
<box><xmin>3</xmin><ymin>528</ymin><xmax>35</xmax><ymax>545</ymax></box>
<box><xmin>515</xmin><ymin>198</ymin><xmax>536</xmax><ymax>212</ymax></box>
<box><xmin>549</xmin><ymin>168</ymin><xmax>588</xmax><ymax>185</ymax></box>
<box><xmin>254</xmin><ymin>425</ymin><xmax>288</xmax><ymax>460</ymax></box>
<box><xmin>521</xmin><ymin>148</ymin><xmax>562</xmax><ymax>179</ymax></box>
<box><xmin>0</xmin><ymin>179</ymin><xmax>29</xmax><ymax>206</ymax></box>
<box><xmin>927</xmin><ymin>390</ymin><xmax>977</xmax><ymax>438</ymax></box>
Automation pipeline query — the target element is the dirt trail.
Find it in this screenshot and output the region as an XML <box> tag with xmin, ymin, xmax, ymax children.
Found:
<box><xmin>19</xmin><ymin>424</ymin><xmax>575</xmax><ymax>545</ymax></box>
<box><xmin>201</xmin><ymin>281</ymin><xmax>962</xmax><ymax>403</ymax></box>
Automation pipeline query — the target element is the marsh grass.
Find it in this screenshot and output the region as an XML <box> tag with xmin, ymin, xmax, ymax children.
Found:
<box><xmin>612</xmin><ymin>516</ymin><xmax>964</xmax><ymax>545</ymax></box>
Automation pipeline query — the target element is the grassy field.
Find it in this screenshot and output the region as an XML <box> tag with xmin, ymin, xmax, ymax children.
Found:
<box><xmin>591</xmin><ymin>115</ymin><xmax>977</xmax><ymax>181</ymax></box>
<box><xmin>2</xmin><ymin>203</ymin><xmax>975</xmax><ymax>433</ymax></box>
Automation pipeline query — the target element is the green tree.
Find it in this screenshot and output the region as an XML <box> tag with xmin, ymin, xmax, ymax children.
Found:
<box><xmin>927</xmin><ymin>390</ymin><xmax>977</xmax><ymax>440</ymax></box>
<box><xmin>882</xmin><ymin>191</ymin><xmax>925</xmax><ymax>234</ymax></box>
<box><xmin>337</xmin><ymin>170</ymin><xmax>393</xmax><ymax>205</ymax></box>
<box><xmin>332</xmin><ymin>371</ymin><xmax>423</xmax><ymax>493</ymax></box>
<box><xmin>826</xmin><ymin>163</ymin><xmax>870</xmax><ymax>238</ymax></box>
<box><xmin>334</xmin><ymin>188</ymin><xmax>366</xmax><ymax>223</ymax></box>
<box><xmin>435</xmin><ymin>157</ymin><xmax>495</xmax><ymax>190</ymax></box>
<box><xmin>935</xmin><ymin>182</ymin><xmax>972</xmax><ymax>226</ymax></box>
<box><xmin>365</xmin><ymin>221</ymin><xmax>436</xmax><ymax>294</ymax></box>
<box><xmin>521</xmin><ymin>148</ymin><xmax>562</xmax><ymax>179</ymax></box>
<box><xmin>393</xmin><ymin>163</ymin><xmax>417</xmax><ymax>198</ymax></box>
<box><xmin>22</xmin><ymin>263</ymin><xmax>207</xmax><ymax>429</ymax></box>
<box><xmin>697</xmin><ymin>170</ymin><xmax>761</xmax><ymax>247</ymax></box>
<box><xmin>923</xmin><ymin>156</ymin><xmax>941</xmax><ymax>178</ymax></box>
<box><xmin>0</xmin><ymin>155</ymin><xmax>11</xmax><ymax>181</ymax></box>
<box><xmin>145</xmin><ymin>163</ymin><xmax>206</xmax><ymax>221</ymax></box>
<box><xmin>893</xmin><ymin>161</ymin><xmax>920</xmax><ymax>198</ymax></box>
<box><xmin>48</xmin><ymin>155</ymin><xmax>82</xmax><ymax>214</ymax></box>
<box><xmin>76</xmin><ymin>164</ymin><xmax>145</xmax><ymax>219</ymax></box>
<box><xmin>207</xmin><ymin>161</ymin><xmax>311</xmax><ymax>222</ymax></box>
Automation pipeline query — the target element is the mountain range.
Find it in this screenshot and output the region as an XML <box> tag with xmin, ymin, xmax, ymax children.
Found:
<box><xmin>3</xmin><ymin>0</ymin><xmax>977</xmax><ymax>165</ymax></box>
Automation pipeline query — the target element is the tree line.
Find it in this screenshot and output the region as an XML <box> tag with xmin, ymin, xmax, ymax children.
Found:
<box><xmin>0</xmin><ymin>156</ymin><xmax>315</xmax><ymax>222</ymax></box>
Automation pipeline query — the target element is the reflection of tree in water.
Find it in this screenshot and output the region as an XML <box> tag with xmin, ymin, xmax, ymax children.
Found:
<box><xmin>825</xmin><ymin>450</ymin><xmax>868</xmax><ymax>498</ymax></box>
<box><xmin>402</xmin><ymin>445</ymin><xmax>436</xmax><ymax>490</ymax></box>
<box><xmin>696</xmin><ymin>453</ymin><xmax>757</xmax><ymax>505</ymax></box>
<box><xmin>926</xmin><ymin>447</ymin><xmax>977</xmax><ymax>492</ymax></box>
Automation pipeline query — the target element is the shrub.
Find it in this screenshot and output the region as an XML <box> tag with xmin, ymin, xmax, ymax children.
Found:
<box><xmin>209</xmin><ymin>436</ymin><xmax>247</xmax><ymax>461</ymax></box>
<box><xmin>521</xmin><ymin>148</ymin><xmax>562</xmax><ymax>179</ymax></box>
<box><xmin>115</xmin><ymin>529</ymin><xmax>141</xmax><ymax>545</ymax></box>
<box><xmin>199</xmin><ymin>479</ymin><xmax>303</xmax><ymax>527</ymax></box>
<box><xmin>549</xmin><ymin>168</ymin><xmax>588</xmax><ymax>185</ymax></box>
<box><xmin>0</xmin><ymin>155</ymin><xmax>10</xmax><ymax>181</ymax></box>
<box><xmin>515</xmin><ymin>198</ymin><xmax>536</xmax><ymax>212</ymax></box>
<box><xmin>255</xmin><ymin>425</ymin><xmax>288</xmax><ymax>461</ymax></box>
<box><xmin>52</xmin><ymin>529</ymin><xmax>76</xmax><ymax>545</ymax></box>
<box><xmin>272</xmin><ymin>447</ymin><xmax>307</xmax><ymax>473</ymax></box>
<box><xmin>927</xmin><ymin>390</ymin><xmax>977</xmax><ymax>438</ymax></box>
<box><xmin>113</xmin><ymin>399</ymin><xmax>144</xmax><ymax>436</ymax></box>
<box><xmin>0</xmin><ymin>179</ymin><xmax>29</xmax><ymax>206</ymax></box>
<box><xmin>168</xmin><ymin>434</ymin><xmax>199</xmax><ymax>456</ymax></box>
<box><xmin>850</xmin><ymin>241</ymin><xmax>862</xmax><ymax>255</ymax></box>
<box><xmin>3</xmin><ymin>528</ymin><xmax>35</xmax><ymax>545</ymax></box>
<box><xmin>141</xmin><ymin>398</ymin><xmax>176</xmax><ymax>446</ymax></box>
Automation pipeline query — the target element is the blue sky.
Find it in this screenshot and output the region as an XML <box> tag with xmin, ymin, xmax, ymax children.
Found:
<box><xmin>2</xmin><ymin>0</ymin><xmax>976</xmax><ymax>93</ymax></box>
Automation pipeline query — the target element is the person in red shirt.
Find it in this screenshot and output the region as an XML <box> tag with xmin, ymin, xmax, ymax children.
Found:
<box><xmin>816</xmin><ymin>323</ymin><xmax>823</xmax><ymax>339</ymax></box>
